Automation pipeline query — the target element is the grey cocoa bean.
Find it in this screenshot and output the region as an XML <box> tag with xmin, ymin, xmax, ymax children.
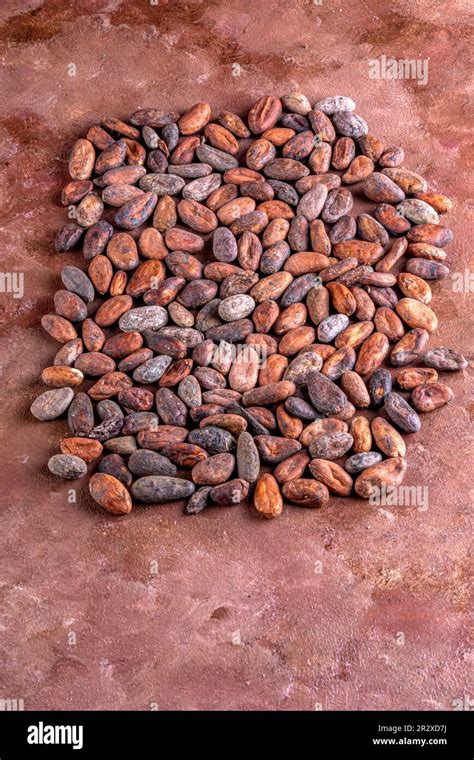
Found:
<box><xmin>297</xmin><ymin>185</ymin><xmax>328</xmax><ymax>221</ymax></box>
<box><xmin>161</xmin><ymin>122</ymin><xmax>179</xmax><ymax>150</ymax></box>
<box><xmin>397</xmin><ymin>199</ymin><xmax>439</xmax><ymax>225</ymax></box>
<box><xmin>178</xmin><ymin>376</ymin><xmax>203</xmax><ymax>408</ymax></box>
<box><xmin>260</xmin><ymin>241</ymin><xmax>291</xmax><ymax>274</ymax></box>
<box><xmin>158</xmin><ymin>326</ymin><xmax>204</xmax><ymax>348</ymax></box>
<box><xmin>194</xmin><ymin>299</ymin><xmax>222</xmax><ymax>332</ymax></box>
<box><xmin>206</xmin><ymin>319</ymin><xmax>254</xmax><ymax>343</ymax></box>
<box><xmin>142</xmin><ymin>125</ymin><xmax>160</xmax><ymax>149</ymax></box>
<box><xmin>236</xmin><ymin>431</ymin><xmax>260</xmax><ymax>483</ymax></box>
<box><xmin>97</xmin><ymin>400</ymin><xmax>123</xmax><ymax>420</ymax></box>
<box><xmin>131</xmin><ymin>476</ymin><xmax>195</xmax><ymax>503</ymax></box>
<box><xmin>196</xmin><ymin>144</ymin><xmax>238</xmax><ymax>170</ymax></box>
<box><xmin>421</xmin><ymin>347</ymin><xmax>467</xmax><ymax>371</ymax></box>
<box><xmin>183</xmin><ymin>173</ymin><xmax>222</xmax><ymax>201</ymax></box>
<box><xmin>280</xmin><ymin>273</ymin><xmax>320</xmax><ymax>307</ymax></box>
<box><xmin>89</xmin><ymin>415</ymin><xmax>124</xmax><ymax>441</ymax></box>
<box><xmin>169</xmin><ymin>163</ymin><xmax>213</xmax><ymax>178</ymax></box>
<box><xmin>122</xmin><ymin>412</ymin><xmax>159</xmax><ymax>435</ymax></box>
<box><xmin>268</xmin><ymin>180</ymin><xmax>299</xmax><ymax>206</ymax></box>
<box><xmin>313</xmin><ymin>96</ymin><xmax>356</xmax><ymax>115</ymax></box>
<box><xmin>194</xmin><ymin>367</ymin><xmax>226</xmax><ymax>390</ymax></box>
<box><xmin>220</xmin><ymin>271</ymin><xmax>259</xmax><ymax>299</ymax></box>
<box><xmin>61</xmin><ymin>266</ymin><xmax>95</xmax><ymax>303</ymax></box>
<box><xmin>132</xmin><ymin>355</ymin><xmax>172</xmax><ymax>383</ymax></box>
<box><xmin>218</xmin><ymin>295</ymin><xmax>255</xmax><ymax>322</ymax></box>
<box><xmin>209</xmin><ymin>479</ymin><xmax>249</xmax><ymax>505</ymax></box>
<box><xmin>186</xmin><ymin>486</ymin><xmax>212</xmax><ymax>514</ymax></box>
<box><xmin>345</xmin><ymin>451</ymin><xmax>382</xmax><ymax>474</ymax></box>
<box><xmin>367</xmin><ymin>368</ymin><xmax>392</xmax><ymax>407</ymax></box>
<box><xmin>321</xmin><ymin>188</ymin><xmax>353</xmax><ymax>224</ymax></box>
<box><xmin>384</xmin><ymin>392</ymin><xmax>421</xmax><ymax>433</ymax></box>
<box><xmin>405</xmin><ymin>258</ymin><xmax>449</xmax><ymax>280</ymax></box>
<box><xmin>317</xmin><ymin>314</ymin><xmax>350</xmax><ymax>342</ymax></box>
<box><xmin>332</xmin><ymin>111</ymin><xmax>368</xmax><ymax>138</ymax></box>
<box><xmin>187</xmin><ymin>426</ymin><xmax>237</xmax><ymax>454</ymax></box>
<box><xmin>139</xmin><ymin>173</ymin><xmax>185</xmax><ymax>195</ymax></box>
<box><xmin>98</xmin><ymin>453</ymin><xmax>132</xmax><ymax>486</ymax></box>
<box><xmin>128</xmin><ymin>450</ymin><xmax>177</xmax><ymax>477</ymax></box>
<box><xmin>119</xmin><ymin>306</ymin><xmax>168</xmax><ymax>332</ymax></box>
<box><xmin>285</xmin><ymin>396</ymin><xmax>322</xmax><ymax>420</ymax></box>
<box><xmin>31</xmin><ymin>387</ymin><xmax>74</xmax><ymax>421</ymax></box>
<box><xmin>309</xmin><ymin>432</ymin><xmax>353</xmax><ymax>460</ymax></box>
<box><xmin>213</xmin><ymin>227</ymin><xmax>238</xmax><ymax>262</ymax></box>
<box><xmin>284</xmin><ymin>351</ymin><xmax>323</xmax><ymax>385</ymax></box>
<box><xmin>48</xmin><ymin>453</ymin><xmax>87</xmax><ymax>479</ymax></box>
<box><xmin>155</xmin><ymin>388</ymin><xmax>188</xmax><ymax>426</ymax></box>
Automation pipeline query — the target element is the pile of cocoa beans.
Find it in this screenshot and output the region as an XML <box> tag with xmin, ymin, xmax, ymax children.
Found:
<box><xmin>31</xmin><ymin>93</ymin><xmax>467</xmax><ymax>517</ymax></box>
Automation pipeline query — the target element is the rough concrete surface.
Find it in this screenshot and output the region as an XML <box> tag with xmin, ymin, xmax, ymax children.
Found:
<box><xmin>0</xmin><ymin>0</ymin><xmax>472</xmax><ymax>711</ymax></box>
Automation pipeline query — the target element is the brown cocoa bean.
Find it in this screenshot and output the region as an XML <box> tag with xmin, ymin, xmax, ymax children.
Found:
<box><xmin>371</xmin><ymin>417</ymin><xmax>406</xmax><ymax>457</ymax></box>
<box><xmin>309</xmin><ymin>459</ymin><xmax>353</xmax><ymax>496</ymax></box>
<box><xmin>192</xmin><ymin>453</ymin><xmax>235</xmax><ymax>485</ymax></box>
<box><xmin>282</xmin><ymin>479</ymin><xmax>330</xmax><ymax>508</ymax></box>
<box><xmin>253</xmin><ymin>474</ymin><xmax>283</xmax><ymax>518</ymax></box>
<box><xmin>89</xmin><ymin>473</ymin><xmax>132</xmax><ymax>514</ymax></box>
<box><xmin>307</xmin><ymin>370</ymin><xmax>347</xmax><ymax>414</ymax></box>
<box><xmin>411</xmin><ymin>383</ymin><xmax>454</xmax><ymax>412</ymax></box>
<box><xmin>355</xmin><ymin>332</ymin><xmax>390</xmax><ymax>376</ymax></box>
<box><xmin>354</xmin><ymin>457</ymin><xmax>407</xmax><ymax>499</ymax></box>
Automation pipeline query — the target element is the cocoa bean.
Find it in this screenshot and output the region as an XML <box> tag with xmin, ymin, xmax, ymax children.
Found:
<box><xmin>186</xmin><ymin>486</ymin><xmax>212</xmax><ymax>515</ymax></box>
<box><xmin>132</xmin><ymin>476</ymin><xmax>195</xmax><ymax>503</ymax></box>
<box><xmin>254</xmin><ymin>474</ymin><xmax>283</xmax><ymax>518</ymax></box>
<box><xmin>384</xmin><ymin>392</ymin><xmax>421</xmax><ymax>433</ymax></box>
<box><xmin>89</xmin><ymin>473</ymin><xmax>132</xmax><ymax>514</ymax></box>
<box><xmin>98</xmin><ymin>454</ymin><xmax>132</xmax><ymax>487</ymax></box>
<box><xmin>187</xmin><ymin>426</ymin><xmax>236</xmax><ymax>454</ymax></box>
<box><xmin>355</xmin><ymin>332</ymin><xmax>390</xmax><ymax>376</ymax></box>
<box><xmin>421</xmin><ymin>347</ymin><xmax>467</xmax><ymax>371</ymax></box>
<box><xmin>411</xmin><ymin>383</ymin><xmax>454</xmax><ymax>412</ymax></box>
<box><xmin>192</xmin><ymin>453</ymin><xmax>235</xmax><ymax>485</ymax></box>
<box><xmin>282</xmin><ymin>479</ymin><xmax>330</xmax><ymax>508</ymax></box>
<box><xmin>363</xmin><ymin>172</ymin><xmax>405</xmax><ymax>203</ymax></box>
<box><xmin>236</xmin><ymin>431</ymin><xmax>260</xmax><ymax>484</ymax></box>
<box><xmin>210</xmin><ymin>478</ymin><xmax>249</xmax><ymax>505</ymax></box>
<box><xmin>345</xmin><ymin>452</ymin><xmax>382</xmax><ymax>474</ymax></box>
<box><xmin>332</xmin><ymin>111</ymin><xmax>368</xmax><ymax>138</ymax></box>
<box><xmin>309</xmin><ymin>432</ymin><xmax>353</xmax><ymax>460</ymax></box>
<box><xmin>354</xmin><ymin>457</ymin><xmax>407</xmax><ymax>499</ymax></box>
<box><xmin>309</xmin><ymin>459</ymin><xmax>353</xmax><ymax>496</ymax></box>
<box><xmin>307</xmin><ymin>371</ymin><xmax>347</xmax><ymax>414</ymax></box>
<box><xmin>350</xmin><ymin>416</ymin><xmax>372</xmax><ymax>452</ymax></box>
<box><xmin>31</xmin><ymin>387</ymin><xmax>74</xmax><ymax>421</ymax></box>
<box><xmin>128</xmin><ymin>450</ymin><xmax>177</xmax><ymax>477</ymax></box>
<box><xmin>404</xmin><ymin>259</ymin><xmax>449</xmax><ymax>280</ymax></box>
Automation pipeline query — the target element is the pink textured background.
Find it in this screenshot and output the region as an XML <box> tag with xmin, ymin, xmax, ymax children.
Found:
<box><xmin>0</xmin><ymin>0</ymin><xmax>472</xmax><ymax>710</ymax></box>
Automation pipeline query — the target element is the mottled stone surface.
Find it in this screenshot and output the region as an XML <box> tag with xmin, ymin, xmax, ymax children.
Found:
<box><xmin>0</xmin><ymin>0</ymin><xmax>472</xmax><ymax>711</ymax></box>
